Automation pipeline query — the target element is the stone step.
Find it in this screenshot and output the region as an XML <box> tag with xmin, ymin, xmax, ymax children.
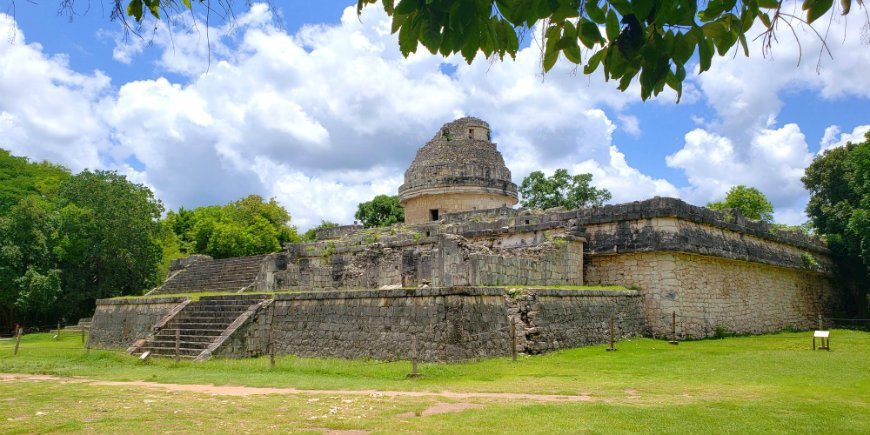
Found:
<box><xmin>164</xmin><ymin>321</ymin><xmax>234</xmax><ymax>329</ymax></box>
<box><xmin>153</xmin><ymin>328</ymin><xmax>225</xmax><ymax>337</ymax></box>
<box><xmin>137</xmin><ymin>347</ymin><xmax>202</xmax><ymax>357</ymax></box>
<box><xmin>175</xmin><ymin>313</ymin><xmax>245</xmax><ymax>327</ymax></box>
<box><xmin>149</xmin><ymin>334</ymin><xmax>215</xmax><ymax>343</ymax></box>
<box><xmin>148</xmin><ymin>339</ymin><xmax>211</xmax><ymax>349</ymax></box>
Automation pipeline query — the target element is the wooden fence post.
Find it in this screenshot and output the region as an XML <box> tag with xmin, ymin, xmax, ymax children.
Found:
<box><xmin>175</xmin><ymin>328</ymin><xmax>180</xmax><ymax>363</ymax></box>
<box><xmin>13</xmin><ymin>327</ymin><xmax>22</xmax><ymax>356</ymax></box>
<box><xmin>510</xmin><ymin>320</ymin><xmax>517</xmax><ymax>361</ymax></box>
<box><xmin>669</xmin><ymin>312</ymin><xmax>679</xmax><ymax>345</ymax></box>
<box><xmin>606</xmin><ymin>315</ymin><xmax>617</xmax><ymax>352</ymax></box>
<box><xmin>268</xmin><ymin>303</ymin><xmax>276</xmax><ymax>369</ymax></box>
<box><xmin>408</xmin><ymin>333</ymin><xmax>420</xmax><ymax>378</ymax></box>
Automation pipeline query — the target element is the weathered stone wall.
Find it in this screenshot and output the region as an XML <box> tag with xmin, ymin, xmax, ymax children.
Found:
<box><xmin>275</xmin><ymin>230</ymin><xmax>584</xmax><ymax>291</ymax></box>
<box><xmin>213</xmin><ymin>287</ymin><xmax>644</xmax><ymax>361</ymax></box>
<box><xmin>584</xmin><ymin>252</ymin><xmax>835</xmax><ymax>337</ymax></box>
<box><xmin>89</xmin><ymin>297</ymin><xmax>186</xmax><ymax>348</ymax></box>
<box><xmin>435</xmin><ymin>235</ymin><xmax>584</xmax><ymax>287</ymax></box>
<box><xmin>315</xmin><ymin>224</ymin><xmax>363</xmax><ymax>241</ymax></box>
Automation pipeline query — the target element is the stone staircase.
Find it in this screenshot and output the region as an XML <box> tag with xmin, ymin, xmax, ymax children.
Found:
<box><xmin>155</xmin><ymin>255</ymin><xmax>270</xmax><ymax>294</ymax></box>
<box><xmin>128</xmin><ymin>295</ymin><xmax>268</xmax><ymax>360</ymax></box>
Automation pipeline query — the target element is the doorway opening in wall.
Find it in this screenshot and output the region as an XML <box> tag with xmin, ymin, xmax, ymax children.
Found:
<box><xmin>430</xmin><ymin>209</ymin><xmax>439</xmax><ymax>221</ymax></box>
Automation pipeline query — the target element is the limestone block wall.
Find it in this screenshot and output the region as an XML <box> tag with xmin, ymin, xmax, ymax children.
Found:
<box><xmin>435</xmin><ymin>235</ymin><xmax>584</xmax><ymax>287</ymax></box>
<box><xmin>403</xmin><ymin>191</ymin><xmax>517</xmax><ymax>224</ymax></box>
<box><xmin>213</xmin><ymin>287</ymin><xmax>644</xmax><ymax>362</ymax></box>
<box><xmin>584</xmin><ymin>252</ymin><xmax>834</xmax><ymax>337</ymax></box>
<box><xmin>89</xmin><ymin>297</ymin><xmax>186</xmax><ymax>348</ymax></box>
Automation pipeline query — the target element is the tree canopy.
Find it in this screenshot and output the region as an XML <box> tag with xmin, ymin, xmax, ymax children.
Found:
<box><xmin>0</xmin><ymin>157</ymin><xmax>165</xmax><ymax>328</ymax></box>
<box><xmin>354</xmin><ymin>0</ymin><xmax>865</xmax><ymax>101</ymax></box>
<box><xmin>162</xmin><ymin>195</ymin><xmax>299</xmax><ymax>260</ymax></box>
<box><xmin>519</xmin><ymin>169</ymin><xmax>611</xmax><ymax>209</ymax></box>
<box><xmin>355</xmin><ymin>195</ymin><xmax>405</xmax><ymax>228</ymax></box>
<box><xmin>802</xmin><ymin>133</ymin><xmax>869</xmax><ymax>315</ymax></box>
<box><xmin>706</xmin><ymin>185</ymin><xmax>775</xmax><ymax>222</ymax></box>
<box><xmin>0</xmin><ymin>149</ymin><xmax>70</xmax><ymax>215</ymax></box>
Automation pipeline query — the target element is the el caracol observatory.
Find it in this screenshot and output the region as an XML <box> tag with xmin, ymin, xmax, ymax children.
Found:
<box><xmin>399</xmin><ymin>117</ymin><xmax>518</xmax><ymax>224</ymax></box>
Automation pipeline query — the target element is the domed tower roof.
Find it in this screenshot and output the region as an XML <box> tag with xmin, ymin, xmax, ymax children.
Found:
<box><xmin>399</xmin><ymin>117</ymin><xmax>518</xmax><ymax>224</ymax></box>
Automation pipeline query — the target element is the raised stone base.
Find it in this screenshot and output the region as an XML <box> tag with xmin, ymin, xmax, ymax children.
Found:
<box><xmin>90</xmin><ymin>288</ymin><xmax>645</xmax><ymax>362</ymax></box>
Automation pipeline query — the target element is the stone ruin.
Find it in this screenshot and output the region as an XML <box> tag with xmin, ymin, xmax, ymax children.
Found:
<box><xmin>89</xmin><ymin>117</ymin><xmax>838</xmax><ymax>362</ymax></box>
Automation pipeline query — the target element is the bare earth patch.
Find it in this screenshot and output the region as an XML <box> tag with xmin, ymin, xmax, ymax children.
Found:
<box><xmin>397</xmin><ymin>402</ymin><xmax>484</xmax><ymax>418</ymax></box>
<box><xmin>0</xmin><ymin>373</ymin><xmax>594</xmax><ymax>402</ymax></box>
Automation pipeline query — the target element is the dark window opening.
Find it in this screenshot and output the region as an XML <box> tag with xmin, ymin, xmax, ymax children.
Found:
<box><xmin>485</xmin><ymin>168</ymin><xmax>490</xmax><ymax>178</ymax></box>
<box><xmin>425</xmin><ymin>231</ymin><xmax>431</xmax><ymax>237</ymax></box>
<box><xmin>525</xmin><ymin>219</ymin><xmax>530</xmax><ymax>225</ymax></box>
<box><xmin>430</xmin><ymin>209</ymin><xmax>439</xmax><ymax>221</ymax></box>
<box><xmin>468</xmin><ymin>129</ymin><xmax>474</xmax><ymax>138</ymax></box>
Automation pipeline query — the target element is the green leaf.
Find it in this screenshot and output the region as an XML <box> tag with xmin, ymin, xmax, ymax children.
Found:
<box><xmin>633</xmin><ymin>0</ymin><xmax>657</xmax><ymax>21</ymax></box>
<box><xmin>127</xmin><ymin>0</ymin><xmax>144</xmax><ymax>22</ymax></box>
<box><xmin>738</xmin><ymin>33</ymin><xmax>749</xmax><ymax>56</ymax></box>
<box><xmin>605</xmin><ymin>9</ymin><xmax>619</xmax><ymax>41</ymax></box>
<box><xmin>394</xmin><ymin>0</ymin><xmax>418</xmax><ymax>15</ymax></box>
<box><xmin>756</xmin><ymin>0</ymin><xmax>781</xmax><ymax>8</ymax></box>
<box><xmin>585</xmin><ymin>0</ymin><xmax>606</xmax><ymax>22</ymax></box>
<box><xmin>584</xmin><ymin>48</ymin><xmax>605</xmax><ymax>74</ymax></box>
<box><xmin>672</xmin><ymin>33</ymin><xmax>694</xmax><ymax>65</ymax></box>
<box><xmin>182</xmin><ymin>0</ymin><xmax>191</xmax><ymax>10</ymax></box>
<box><xmin>714</xmin><ymin>30</ymin><xmax>738</xmax><ymax>55</ymax></box>
<box><xmin>578</xmin><ymin>20</ymin><xmax>604</xmax><ymax>48</ymax></box>
<box><xmin>804</xmin><ymin>0</ymin><xmax>834</xmax><ymax>23</ymax></box>
<box><xmin>702</xmin><ymin>21</ymin><xmax>728</xmax><ymax>38</ymax></box>
<box><xmin>398</xmin><ymin>19</ymin><xmax>418</xmax><ymax>56</ymax></box>
<box><xmin>144</xmin><ymin>0</ymin><xmax>160</xmax><ymax>19</ymax></box>
<box><xmin>563</xmin><ymin>42</ymin><xmax>582</xmax><ymax>63</ymax></box>
<box><xmin>698</xmin><ymin>38</ymin><xmax>714</xmax><ymax>72</ymax></box>
<box><xmin>841</xmin><ymin>0</ymin><xmax>852</xmax><ymax>14</ymax></box>
<box><xmin>608</xmin><ymin>0</ymin><xmax>633</xmax><ymax>15</ymax></box>
<box><xmin>543</xmin><ymin>24</ymin><xmax>561</xmax><ymax>70</ymax></box>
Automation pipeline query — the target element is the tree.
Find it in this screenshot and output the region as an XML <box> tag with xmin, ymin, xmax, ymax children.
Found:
<box><xmin>54</xmin><ymin>170</ymin><xmax>165</xmax><ymax>318</ymax></box>
<box><xmin>355</xmin><ymin>195</ymin><xmax>405</xmax><ymax>228</ymax></box>
<box><xmin>0</xmin><ymin>149</ymin><xmax>70</xmax><ymax>214</ymax></box>
<box><xmin>355</xmin><ymin>0</ymin><xmax>866</xmax><ymax>101</ymax></box>
<box><xmin>519</xmin><ymin>169</ymin><xmax>611</xmax><ymax>209</ymax></box>
<box><xmin>162</xmin><ymin>195</ymin><xmax>300</xmax><ymax>259</ymax></box>
<box><xmin>706</xmin><ymin>185</ymin><xmax>774</xmax><ymax>222</ymax></box>
<box><xmin>0</xmin><ymin>196</ymin><xmax>62</xmax><ymax>325</ymax></box>
<box><xmin>802</xmin><ymin>133</ymin><xmax>869</xmax><ymax>315</ymax></box>
<box><xmin>29</xmin><ymin>1</ymin><xmax>862</xmax><ymax>101</ymax></box>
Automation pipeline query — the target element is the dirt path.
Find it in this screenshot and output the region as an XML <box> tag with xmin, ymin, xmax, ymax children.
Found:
<box><xmin>0</xmin><ymin>373</ymin><xmax>594</xmax><ymax>402</ymax></box>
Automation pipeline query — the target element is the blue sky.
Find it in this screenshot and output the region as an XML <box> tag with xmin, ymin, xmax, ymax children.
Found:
<box><xmin>1</xmin><ymin>1</ymin><xmax>869</xmax><ymax>229</ymax></box>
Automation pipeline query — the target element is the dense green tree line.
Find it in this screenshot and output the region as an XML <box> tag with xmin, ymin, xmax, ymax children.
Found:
<box><xmin>0</xmin><ymin>150</ymin><xmax>300</xmax><ymax>331</ymax></box>
<box><xmin>1</xmin><ymin>152</ymin><xmax>165</xmax><ymax>329</ymax></box>
<box><xmin>803</xmin><ymin>133</ymin><xmax>870</xmax><ymax>316</ymax></box>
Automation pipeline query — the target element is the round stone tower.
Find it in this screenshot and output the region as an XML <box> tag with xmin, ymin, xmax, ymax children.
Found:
<box><xmin>399</xmin><ymin>117</ymin><xmax>518</xmax><ymax>224</ymax></box>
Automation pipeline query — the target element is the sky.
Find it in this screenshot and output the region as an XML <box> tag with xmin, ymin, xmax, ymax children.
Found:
<box><xmin>1</xmin><ymin>1</ymin><xmax>869</xmax><ymax>229</ymax></box>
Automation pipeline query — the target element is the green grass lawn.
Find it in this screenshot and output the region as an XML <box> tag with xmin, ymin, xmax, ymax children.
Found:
<box><xmin>1</xmin><ymin>330</ymin><xmax>868</xmax><ymax>433</ymax></box>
